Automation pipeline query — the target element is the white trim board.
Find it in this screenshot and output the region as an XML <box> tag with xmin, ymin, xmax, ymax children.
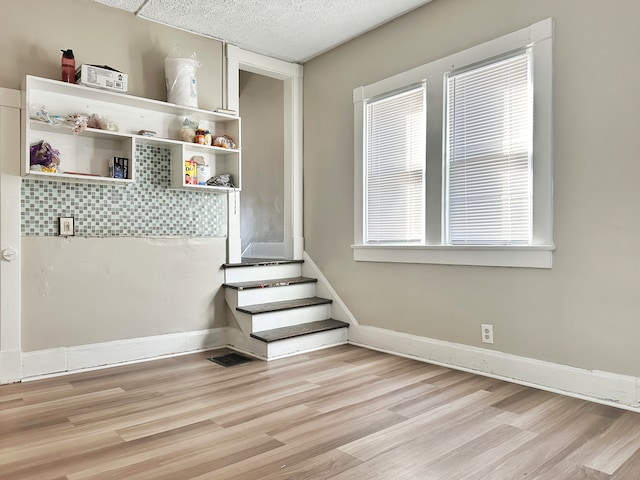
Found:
<box><xmin>350</xmin><ymin>325</ymin><xmax>640</xmax><ymax>411</ymax></box>
<box><xmin>0</xmin><ymin>349</ymin><xmax>21</xmax><ymax>383</ymax></box>
<box><xmin>0</xmin><ymin>95</ymin><xmax>23</xmax><ymax>384</ymax></box>
<box><xmin>21</xmin><ymin>328</ymin><xmax>227</xmax><ymax>379</ymax></box>
<box><xmin>0</xmin><ymin>88</ymin><xmax>20</xmax><ymax>108</ymax></box>
<box><xmin>302</xmin><ymin>251</ymin><xmax>360</xmax><ymax>328</ymax></box>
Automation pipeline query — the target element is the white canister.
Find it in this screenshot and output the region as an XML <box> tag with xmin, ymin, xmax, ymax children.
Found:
<box><xmin>165</xmin><ymin>57</ymin><xmax>200</xmax><ymax>108</ymax></box>
<box><xmin>197</xmin><ymin>164</ymin><xmax>211</xmax><ymax>185</ymax></box>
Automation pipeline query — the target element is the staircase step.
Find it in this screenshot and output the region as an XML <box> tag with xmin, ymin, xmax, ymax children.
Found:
<box><xmin>222</xmin><ymin>259</ymin><xmax>303</xmax><ymax>269</ymax></box>
<box><xmin>223</xmin><ymin>276</ymin><xmax>317</xmax><ymax>291</ymax></box>
<box><xmin>223</xmin><ymin>260</ymin><xmax>303</xmax><ymax>284</ymax></box>
<box><xmin>237</xmin><ymin>296</ymin><xmax>332</xmax><ymax>315</ymax></box>
<box><xmin>251</xmin><ymin>319</ymin><xmax>349</xmax><ymax>343</ymax></box>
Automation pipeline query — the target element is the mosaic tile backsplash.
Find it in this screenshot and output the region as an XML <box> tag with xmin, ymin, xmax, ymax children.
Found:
<box><xmin>21</xmin><ymin>144</ymin><xmax>227</xmax><ymax>237</ymax></box>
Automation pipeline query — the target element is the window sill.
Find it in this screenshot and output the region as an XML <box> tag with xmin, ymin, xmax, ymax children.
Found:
<box><xmin>352</xmin><ymin>244</ymin><xmax>555</xmax><ymax>269</ymax></box>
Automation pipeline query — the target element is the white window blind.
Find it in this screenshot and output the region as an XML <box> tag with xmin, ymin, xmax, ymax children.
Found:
<box><xmin>446</xmin><ymin>52</ymin><xmax>533</xmax><ymax>245</ymax></box>
<box><xmin>365</xmin><ymin>86</ymin><xmax>426</xmax><ymax>243</ymax></box>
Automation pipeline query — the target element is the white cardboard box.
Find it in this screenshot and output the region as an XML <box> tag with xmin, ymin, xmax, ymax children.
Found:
<box><xmin>75</xmin><ymin>64</ymin><xmax>128</xmax><ymax>93</ymax></box>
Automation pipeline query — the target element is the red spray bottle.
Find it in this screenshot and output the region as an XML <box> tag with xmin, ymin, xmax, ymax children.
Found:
<box><xmin>61</xmin><ymin>49</ymin><xmax>75</xmax><ymax>83</ymax></box>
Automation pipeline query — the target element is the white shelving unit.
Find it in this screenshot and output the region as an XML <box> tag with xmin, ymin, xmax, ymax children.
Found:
<box><xmin>21</xmin><ymin>75</ymin><xmax>241</xmax><ymax>191</ymax></box>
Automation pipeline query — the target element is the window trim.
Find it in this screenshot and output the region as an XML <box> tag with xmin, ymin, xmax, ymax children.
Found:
<box><xmin>353</xmin><ymin>18</ymin><xmax>554</xmax><ymax>268</ymax></box>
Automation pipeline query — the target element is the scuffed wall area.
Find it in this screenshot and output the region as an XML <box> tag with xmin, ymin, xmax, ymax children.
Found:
<box><xmin>21</xmin><ymin>236</ymin><xmax>228</xmax><ymax>351</ymax></box>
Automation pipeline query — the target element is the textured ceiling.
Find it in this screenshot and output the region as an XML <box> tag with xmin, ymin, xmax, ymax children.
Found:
<box><xmin>93</xmin><ymin>0</ymin><xmax>433</xmax><ymax>63</ymax></box>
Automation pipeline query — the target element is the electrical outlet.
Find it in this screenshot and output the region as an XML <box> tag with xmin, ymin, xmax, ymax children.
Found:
<box><xmin>59</xmin><ymin>217</ymin><xmax>74</xmax><ymax>236</ymax></box>
<box><xmin>481</xmin><ymin>324</ymin><xmax>494</xmax><ymax>344</ymax></box>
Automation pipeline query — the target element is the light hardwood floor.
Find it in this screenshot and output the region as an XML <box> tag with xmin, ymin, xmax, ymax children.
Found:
<box><xmin>1</xmin><ymin>345</ymin><xmax>639</xmax><ymax>479</ymax></box>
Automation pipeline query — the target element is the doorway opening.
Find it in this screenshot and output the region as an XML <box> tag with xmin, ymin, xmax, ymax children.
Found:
<box><xmin>239</xmin><ymin>71</ymin><xmax>286</xmax><ymax>260</ymax></box>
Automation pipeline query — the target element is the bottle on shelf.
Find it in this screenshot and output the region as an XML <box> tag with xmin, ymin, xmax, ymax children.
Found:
<box><xmin>61</xmin><ymin>49</ymin><xmax>75</xmax><ymax>83</ymax></box>
<box><xmin>195</xmin><ymin>129</ymin><xmax>206</xmax><ymax>145</ymax></box>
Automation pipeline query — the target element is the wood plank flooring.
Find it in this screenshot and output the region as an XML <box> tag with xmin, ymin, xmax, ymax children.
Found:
<box><xmin>1</xmin><ymin>345</ymin><xmax>639</xmax><ymax>479</ymax></box>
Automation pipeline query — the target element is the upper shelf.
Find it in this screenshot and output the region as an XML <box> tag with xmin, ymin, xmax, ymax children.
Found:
<box><xmin>22</xmin><ymin>75</ymin><xmax>241</xmax><ymax>146</ymax></box>
<box><xmin>23</xmin><ymin>75</ymin><xmax>239</xmax><ymax>123</ymax></box>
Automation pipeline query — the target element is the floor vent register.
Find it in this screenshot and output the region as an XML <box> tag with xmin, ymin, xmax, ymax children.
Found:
<box><xmin>207</xmin><ymin>353</ymin><xmax>254</xmax><ymax>367</ymax></box>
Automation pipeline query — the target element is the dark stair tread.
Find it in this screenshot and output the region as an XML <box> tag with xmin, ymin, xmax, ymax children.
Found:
<box><xmin>222</xmin><ymin>259</ymin><xmax>303</xmax><ymax>269</ymax></box>
<box><xmin>237</xmin><ymin>296</ymin><xmax>332</xmax><ymax>315</ymax></box>
<box><xmin>251</xmin><ymin>319</ymin><xmax>349</xmax><ymax>343</ymax></box>
<box><xmin>223</xmin><ymin>276</ymin><xmax>318</xmax><ymax>291</ymax></box>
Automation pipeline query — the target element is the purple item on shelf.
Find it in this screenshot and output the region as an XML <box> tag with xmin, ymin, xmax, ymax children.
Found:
<box><xmin>30</xmin><ymin>140</ymin><xmax>61</xmax><ymax>167</ymax></box>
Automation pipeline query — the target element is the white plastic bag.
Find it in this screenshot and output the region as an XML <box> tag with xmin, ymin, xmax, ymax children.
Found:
<box><xmin>165</xmin><ymin>44</ymin><xmax>201</xmax><ymax>108</ymax></box>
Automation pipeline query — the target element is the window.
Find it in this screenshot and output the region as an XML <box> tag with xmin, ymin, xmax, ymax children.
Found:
<box><xmin>365</xmin><ymin>86</ymin><xmax>426</xmax><ymax>244</ymax></box>
<box><xmin>353</xmin><ymin>18</ymin><xmax>554</xmax><ymax>268</ymax></box>
<box><xmin>445</xmin><ymin>52</ymin><xmax>532</xmax><ymax>246</ymax></box>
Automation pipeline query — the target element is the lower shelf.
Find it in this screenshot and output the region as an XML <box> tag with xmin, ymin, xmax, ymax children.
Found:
<box><xmin>170</xmin><ymin>184</ymin><xmax>240</xmax><ymax>193</ymax></box>
<box><xmin>25</xmin><ymin>170</ymin><xmax>133</xmax><ymax>184</ymax></box>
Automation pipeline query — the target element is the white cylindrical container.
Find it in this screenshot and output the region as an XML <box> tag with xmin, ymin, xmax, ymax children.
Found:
<box><xmin>165</xmin><ymin>58</ymin><xmax>200</xmax><ymax>108</ymax></box>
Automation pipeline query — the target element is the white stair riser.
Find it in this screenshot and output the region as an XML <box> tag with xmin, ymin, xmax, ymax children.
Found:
<box><xmin>266</xmin><ymin>328</ymin><xmax>349</xmax><ymax>359</ymax></box>
<box><xmin>246</xmin><ymin>304</ymin><xmax>332</xmax><ymax>332</ymax></box>
<box><xmin>230</xmin><ymin>283</ymin><xmax>317</xmax><ymax>307</ymax></box>
<box><xmin>224</xmin><ymin>264</ymin><xmax>302</xmax><ymax>283</ymax></box>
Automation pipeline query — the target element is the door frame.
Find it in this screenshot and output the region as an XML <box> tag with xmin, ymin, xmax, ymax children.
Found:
<box><xmin>0</xmin><ymin>87</ymin><xmax>22</xmax><ymax>383</ymax></box>
<box><xmin>224</xmin><ymin>46</ymin><xmax>303</xmax><ymax>262</ymax></box>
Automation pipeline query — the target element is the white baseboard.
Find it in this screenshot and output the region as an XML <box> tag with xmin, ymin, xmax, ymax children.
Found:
<box><xmin>0</xmin><ymin>349</ymin><xmax>22</xmax><ymax>383</ymax></box>
<box><xmin>21</xmin><ymin>328</ymin><xmax>227</xmax><ymax>379</ymax></box>
<box><xmin>350</xmin><ymin>324</ymin><xmax>640</xmax><ymax>411</ymax></box>
<box><xmin>13</xmin><ymin>322</ymin><xmax>640</xmax><ymax>411</ymax></box>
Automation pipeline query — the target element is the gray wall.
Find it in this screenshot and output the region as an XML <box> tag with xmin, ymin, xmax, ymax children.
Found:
<box><xmin>239</xmin><ymin>71</ymin><xmax>285</xmax><ymax>254</ymax></box>
<box><xmin>1</xmin><ymin>0</ymin><xmax>228</xmax><ymax>351</ymax></box>
<box><xmin>0</xmin><ymin>0</ymin><xmax>223</xmax><ymax>109</ymax></box>
<box><xmin>303</xmin><ymin>0</ymin><xmax>640</xmax><ymax>376</ymax></box>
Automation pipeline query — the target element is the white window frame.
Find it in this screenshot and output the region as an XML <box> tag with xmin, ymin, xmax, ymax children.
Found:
<box><xmin>353</xmin><ymin>18</ymin><xmax>554</xmax><ymax>268</ymax></box>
